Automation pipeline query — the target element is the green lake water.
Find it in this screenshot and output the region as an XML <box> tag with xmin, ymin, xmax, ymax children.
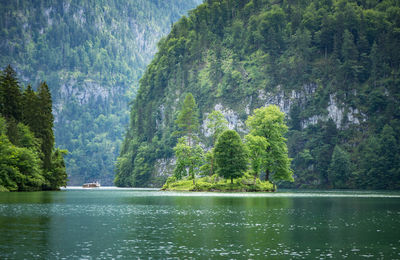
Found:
<box><xmin>0</xmin><ymin>188</ymin><xmax>400</xmax><ymax>259</ymax></box>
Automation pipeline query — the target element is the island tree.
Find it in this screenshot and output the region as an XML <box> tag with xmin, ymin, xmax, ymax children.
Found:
<box><xmin>206</xmin><ymin>110</ymin><xmax>228</xmax><ymax>145</ymax></box>
<box><xmin>174</xmin><ymin>136</ymin><xmax>204</xmax><ymax>182</ymax></box>
<box><xmin>201</xmin><ymin>110</ymin><xmax>229</xmax><ymax>176</ymax></box>
<box><xmin>246</xmin><ymin>105</ymin><xmax>293</xmax><ymax>183</ymax></box>
<box><xmin>244</xmin><ymin>134</ymin><xmax>269</xmax><ymax>183</ymax></box>
<box><xmin>214</xmin><ymin>130</ymin><xmax>248</xmax><ymax>184</ymax></box>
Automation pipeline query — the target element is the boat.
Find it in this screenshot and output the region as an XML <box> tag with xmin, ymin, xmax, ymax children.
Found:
<box><xmin>82</xmin><ymin>181</ymin><xmax>100</xmax><ymax>188</ymax></box>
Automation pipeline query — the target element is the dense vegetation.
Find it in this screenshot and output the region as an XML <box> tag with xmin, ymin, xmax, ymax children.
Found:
<box><xmin>0</xmin><ymin>65</ymin><xmax>67</xmax><ymax>192</ymax></box>
<box><xmin>117</xmin><ymin>0</ymin><xmax>400</xmax><ymax>189</ymax></box>
<box><xmin>0</xmin><ymin>0</ymin><xmax>201</xmax><ymax>185</ymax></box>
<box><xmin>162</xmin><ymin>94</ymin><xmax>291</xmax><ymax>191</ymax></box>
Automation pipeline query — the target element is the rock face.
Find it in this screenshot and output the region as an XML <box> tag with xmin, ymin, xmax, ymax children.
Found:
<box><xmin>0</xmin><ymin>0</ymin><xmax>202</xmax><ymax>185</ymax></box>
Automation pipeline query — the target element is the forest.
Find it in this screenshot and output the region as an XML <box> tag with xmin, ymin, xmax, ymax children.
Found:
<box><xmin>0</xmin><ymin>0</ymin><xmax>201</xmax><ymax>185</ymax></box>
<box><xmin>116</xmin><ymin>0</ymin><xmax>400</xmax><ymax>189</ymax></box>
<box><xmin>0</xmin><ymin>65</ymin><xmax>67</xmax><ymax>192</ymax></box>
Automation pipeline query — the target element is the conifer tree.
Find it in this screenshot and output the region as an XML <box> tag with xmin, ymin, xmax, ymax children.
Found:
<box><xmin>22</xmin><ymin>85</ymin><xmax>40</xmax><ymax>133</ymax></box>
<box><xmin>173</xmin><ymin>93</ymin><xmax>202</xmax><ymax>184</ymax></box>
<box><xmin>37</xmin><ymin>82</ymin><xmax>55</xmax><ymax>170</ymax></box>
<box><xmin>0</xmin><ymin>65</ymin><xmax>22</xmax><ymax>122</ymax></box>
<box><xmin>175</xmin><ymin>93</ymin><xmax>199</xmax><ymax>146</ymax></box>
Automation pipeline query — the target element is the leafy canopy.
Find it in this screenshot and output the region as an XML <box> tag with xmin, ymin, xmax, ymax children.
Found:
<box><xmin>246</xmin><ymin>105</ymin><xmax>293</xmax><ymax>182</ymax></box>
<box><xmin>214</xmin><ymin>130</ymin><xmax>248</xmax><ymax>184</ymax></box>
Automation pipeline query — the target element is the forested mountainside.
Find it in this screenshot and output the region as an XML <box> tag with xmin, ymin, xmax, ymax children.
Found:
<box><xmin>116</xmin><ymin>0</ymin><xmax>400</xmax><ymax>189</ymax></box>
<box><xmin>0</xmin><ymin>0</ymin><xmax>201</xmax><ymax>185</ymax></box>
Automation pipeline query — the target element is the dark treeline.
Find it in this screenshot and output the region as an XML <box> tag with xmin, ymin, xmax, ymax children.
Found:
<box><xmin>116</xmin><ymin>0</ymin><xmax>400</xmax><ymax>189</ymax></box>
<box><xmin>0</xmin><ymin>65</ymin><xmax>67</xmax><ymax>192</ymax></box>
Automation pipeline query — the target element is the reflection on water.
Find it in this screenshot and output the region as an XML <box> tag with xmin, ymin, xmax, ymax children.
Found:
<box><xmin>0</xmin><ymin>189</ymin><xmax>400</xmax><ymax>259</ymax></box>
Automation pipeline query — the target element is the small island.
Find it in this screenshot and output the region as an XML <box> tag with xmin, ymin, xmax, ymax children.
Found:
<box><xmin>162</xmin><ymin>174</ymin><xmax>274</xmax><ymax>192</ymax></box>
<box><xmin>162</xmin><ymin>93</ymin><xmax>293</xmax><ymax>192</ymax></box>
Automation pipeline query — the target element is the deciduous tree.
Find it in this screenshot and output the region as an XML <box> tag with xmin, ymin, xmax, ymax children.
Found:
<box><xmin>246</xmin><ymin>105</ymin><xmax>293</xmax><ymax>183</ymax></box>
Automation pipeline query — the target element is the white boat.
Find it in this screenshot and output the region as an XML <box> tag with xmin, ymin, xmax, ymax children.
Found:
<box><xmin>82</xmin><ymin>181</ymin><xmax>100</xmax><ymax>188</ymax></box>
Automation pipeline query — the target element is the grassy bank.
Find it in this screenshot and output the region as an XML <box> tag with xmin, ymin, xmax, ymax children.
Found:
<box><xmin>162</xmin><ymin>174</ymin><xmax>275</xmax><ymax>192</ymax></box>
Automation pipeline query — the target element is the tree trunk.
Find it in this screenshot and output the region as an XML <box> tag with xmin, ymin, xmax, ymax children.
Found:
<box><xmin>266</xmin><ymin>169</ymin><xmax>270</xmax><ymax>182</ymax></box>
<box><xmin>231</xmin><ymin>177</ymin><xmax>233</xmax><ymax>184</ymax></box>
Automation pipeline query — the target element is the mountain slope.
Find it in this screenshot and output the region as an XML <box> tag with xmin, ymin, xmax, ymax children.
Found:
<box><xmin>0</xmin><ymin>0</ymin><xmax>201</xmax><ymax>185</ymax></box>
<box><xmin>116</xmin><ymin>0</ymin><xmax>400</xmax><ymax>189</ymax></box>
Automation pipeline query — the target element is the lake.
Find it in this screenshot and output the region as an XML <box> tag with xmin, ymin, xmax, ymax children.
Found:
<box><xmin>0</xmin><ymin>188</ymin><xmax>400</xmax><ymax>259</ymax></box>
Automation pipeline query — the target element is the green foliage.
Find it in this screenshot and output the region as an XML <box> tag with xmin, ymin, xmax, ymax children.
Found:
<box><xmin>244</xmin><ymin>134</ymin><xmax>269</xmax><ymax>181</ymax></box>
<box><xmin>246</xmin><ymin>105</ymin><xmax>293</xmax><ymax>183</ymax></box>
<box><xmin>162</xmin><ymin>174</ymin><xmax>274</xmax><ymax>192</ymax></box>
<box><xmin>36</xmin><ymin>82</ymin><xmax>54</xmax><ymax>170</ymax></box>
<box><xmin>118</xmin><ymin>0</ymin><xmax>400</xmax><ymax>189</ymax></box>
<box><xmin>0</xmin><ymin>66</ymin><xmax>67</xmax><ymax>191</ymax></box>
<box><xmin>0</xmin><ymin>65</ymin><xmax>22</xmax><ymax>122</ymax></box>
<box><xmin>173</xmin><ymin>137</ymin><xmax>204</xmax><ymax>180</ymax></box>
<box><xmin>175</xmin><ymin>93</ymin><xmax>200</xmax><ymax>146</ymax></box>
<box><xmin>0</xmin><ymin>133</ymin><xmax>45</xmax><ymax>191</ymax></box>
<box><xmin>199</xmin><ymin>149</ymin><xmax>215</xmax><ymax>176</ymax></box>
<box><xmin>214</xmin><ymin>130</ymin><xmax>248</xmax><ymax>184</ymax></box>
<box><xmin>327</xmin><ymin>145</ymin><xmax>352</xmax><ymax>189</ymax></box>
<box><xmin>0</xmin><ymin>0</ymin><xmax>201</xmax><ymax>185</ymax></box>
<box><xmin>206</xmin><ymin>110</ymin><xmax>228</xmax><ymax>145</ymax></box>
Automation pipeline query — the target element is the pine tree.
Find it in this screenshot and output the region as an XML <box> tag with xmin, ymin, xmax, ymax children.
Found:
<box><xmin>37</xmin><ymin>82</ymin><xmax>54</xmax><ymax>171</ymax></box>
<box><xmin>175</xmin><ymin>93</ymin><xmax>199</xmax><ymax>146</ymax></box>
<box><xmin>0</xmin><ymin>65</ymin><xmax>22</xmax><ymax>122</ymax></box>
<box><xmin>22</xmin><ymin>85</ymin><xmax>39</xmax><ymax>132</ymax></box>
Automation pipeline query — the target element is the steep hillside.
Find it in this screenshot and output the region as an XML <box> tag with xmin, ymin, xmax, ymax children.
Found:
<box><xmin>0</xmin><ymin>0</ymin><xmax>201</xmax><ymax>185</ymax></box>
<box><xmin>116</xmin><ymin>0</ymin><xmax>400</xmax><ymax>189</ymax></box>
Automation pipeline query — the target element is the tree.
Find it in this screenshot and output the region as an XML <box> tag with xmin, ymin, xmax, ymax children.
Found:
<box><xmin>175</xmin><ymin>93</ymin><xmax>199</xmax><ymax>146</ymax></box>
<box><xmin>22</xmin><ymin>85</ymin><xmax>39</xmax><ymax>131</ymax></box>
<box><xmin>200</xmin><ymin>149</ymin><xmax>215</xmax><ymax>176</ymax></box>
<box><xmin>36</xmin><ymin>82</ymin><xmax>54</xmax><ymax>170</ymax></box>
<box><xmin>340</xmin><ymin>30</ymin><xmax>360</xmax><ymax>84</ymax></box>
<box><xmin>214</xmin><ymin>130</ymin><xmax>248</xmax><ymax>184</ymax></box>
<box><xmin>206</xmin><ymin>110</ymin><xmax>228</xmax><ymax>145</ymax></box>
<box><xmin>173</xmin><ymin>137</ymin><xmax>204</xmax><ymax>184</ymax></box>
<box><xmin>204</xmin><ymin>110</ymin><xmax>228</xmax><ymax>176</ymax></box>
<box><xmin>0</xmin><ymin>65</ymin><xmax>22</xmax><ymax>122</ymax></box>
<box><xmin>245</xmin><ymin>134</ymin><xmax>269</xmax><ymax>183</ymax></box>
<box><xmin>246</xmin><ymin>105</ymin><xmax>293</xmax><ymax>183</ymax></box>
<box><xmin>45</xmin><ymin>149</ymin><xmax>68</xmax><ymax>190</ymax></box>
<box><xmin>327</xmin><ymin>145</ymin><xmax>351</xmax><ymax>188</ymax></box>
<box><xmin>0</xmin><ymin>133</ymin><xmax>45</xmax><ymax>191</ymax></box>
